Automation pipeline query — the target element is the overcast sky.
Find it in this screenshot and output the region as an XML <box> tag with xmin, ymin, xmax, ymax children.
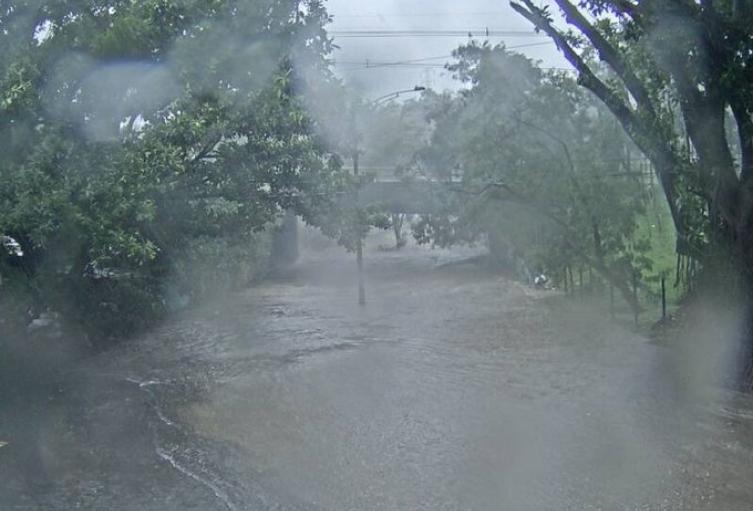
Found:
<box><xmin>324</xmin><ymin>0</ymin><xmax>570</xmax><ymax>100</ymax></box>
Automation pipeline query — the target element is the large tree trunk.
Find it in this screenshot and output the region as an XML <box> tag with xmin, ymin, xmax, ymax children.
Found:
<box><xmin>511</xmin><ymin>0</ymin><xmax>753</xmax><ymax>388</ymax></box>
<box><xmin>732</xmin><ymin>230</ymin><xmax>753</xmax><ymax>389</ymax></box>
<box><xmin>691</xmin><ymin>223</ymin><xmax>753</xmax><ymax>389</ymax></box>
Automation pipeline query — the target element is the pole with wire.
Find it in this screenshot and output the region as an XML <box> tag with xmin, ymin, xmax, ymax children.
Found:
<box><xmin>350</xmin><ymin>86</ymin><xmax>426</xmax><ymax>306</ymax></box>
<box><xmin>352</xmin><ymin>140</ymin><xmax>366</xmax><ymax>306</ymax></box>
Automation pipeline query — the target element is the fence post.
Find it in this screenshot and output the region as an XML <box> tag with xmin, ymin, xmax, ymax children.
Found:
<box><xmin>632</xmin><ymin>270</ymin><xmax>639</xmax><ymax>326</ymax></box>
<box><xmin>661</xmin><ymin>277</ymin><xmax>667</xmax><ymax>320</ymax></box>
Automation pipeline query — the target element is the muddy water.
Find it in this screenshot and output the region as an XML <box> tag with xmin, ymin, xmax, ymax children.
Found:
<box><xmin>2</xmin><ymin>236</ymin><xmax>753</xmax><ymax>510</ymax></box>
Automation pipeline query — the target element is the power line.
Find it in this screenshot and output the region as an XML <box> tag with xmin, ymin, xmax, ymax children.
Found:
<box><xmin>328</xmin><ymin>29</ymin><xmax>546</xmax><ymax>39</ymax></box>
<box><xmin>335</xmin><ymin>41</ymin><xmax>556</xmax><ymax>70</ymax></box>
<box><xmin>333</xmin><ymin>12</ymin><xmax>512</xmax><ymax>18</ymax></box>
<box><xmin>337</xmin><ymin>65</ymin><xmax>575</xmax><ymax>73</ymax></box>
<box><xmin>336</xmin><ymin>55</ymin><xmax>454</xmax><ymax>66</ymax></box>
<box><xmin>338</xmin><ymin>64</ymin><xmax>449</xmax><ymax>71</ymax></box>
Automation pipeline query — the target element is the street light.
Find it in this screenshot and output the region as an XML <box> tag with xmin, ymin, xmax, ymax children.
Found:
<box><xmin>370</xmin><ymin>85</ymin><xmax>427</xmax><ymax>107</ymax></box>
<box><xmin>352</xmin><ymin>85</ymin><xmax>426</xmax><ymax>306</ymax></box>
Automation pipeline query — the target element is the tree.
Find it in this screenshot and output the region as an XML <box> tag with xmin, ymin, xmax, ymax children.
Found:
<box><xmin>509</xmin><ymin>0</ymin><xmax>753</xmax><ymax>385</ymax></box>
<box><xmin>0</xmin><ymin>0</ymin><xmax>346</xmax><ymax>336</ymax></box>
<box><xmin>356</xmin><ymin>98</ymin><xmax>435</xmax><ymax>248</ymax></box>
<box><xmin>413</xmin><ymin>43</ymin><xmax>652</xmax><ymax>311</ymax></box>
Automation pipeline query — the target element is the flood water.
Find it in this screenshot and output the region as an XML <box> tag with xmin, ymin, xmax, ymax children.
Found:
<box><xmin>3</xmin><ymin>232</ymin><xmax>753</xmax><ymax>510</ymax></box>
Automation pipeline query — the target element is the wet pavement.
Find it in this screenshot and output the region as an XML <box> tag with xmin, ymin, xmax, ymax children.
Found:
<box><xmin>2</xmin><ymin>234</ymin><xmax>753</xmax><ymax>510</ymax></box>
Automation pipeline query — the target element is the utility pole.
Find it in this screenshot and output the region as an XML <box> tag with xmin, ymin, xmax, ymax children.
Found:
<box><xmin>350</xmin><ymin>86</ymin><xmax>426</xmax><ymax>307</ymax></box>
<box><xmin>353</xmin><ymin>147</ymin><xmax>366</xmax><ymax>306</ymax></box>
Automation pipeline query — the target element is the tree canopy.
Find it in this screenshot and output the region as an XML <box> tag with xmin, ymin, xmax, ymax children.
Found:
<box><xmin>0</xmin><ymin>0</ymin><xmax>347</xmax><ymax>336</ymax></box>
<box><xmin>404</xmin><ymin>43</ymin><xmax>657</xmax><ymax>310</ymax></box>
<box><xmin>510</xmin><ymin>0</ymin><xmax>753</xmax><ymax>264</ymax></box>
<box><xmin>509</xmin><ymin>0</ymin><xmax>753</xmax><ymax>384</ymax></box>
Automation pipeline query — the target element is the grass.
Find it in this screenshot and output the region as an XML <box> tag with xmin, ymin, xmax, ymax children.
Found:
<box><xmin>633</xmin><ymin>191</ymin><xmax>686</xmax><ymax>309</ymax></box>
<box><xmin>564</xmin><ymin>190</ymin><xmax>685</xmax><ymax>329</ymax></box>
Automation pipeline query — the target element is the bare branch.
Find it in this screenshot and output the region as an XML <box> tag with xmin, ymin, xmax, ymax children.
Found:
<box><xmin>553</xmin><ymin>0</ymin><xmax>657</xmax><ymax>117</ymax></box>
<box><xmin>509</xmin><ymin>1</ymin><xmax>636</xmax><ymax>126</ymax></box>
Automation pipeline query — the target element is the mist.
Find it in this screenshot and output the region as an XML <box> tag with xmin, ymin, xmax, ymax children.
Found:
<box><xmin>2</xmin><ymin>1</ymin><xmax>753</xmax><ymax>510</ymax></box>
<box><xmin>325</xmin><ymin>0</ymin><xmax>567</xmax><ymax>97</ymax></box>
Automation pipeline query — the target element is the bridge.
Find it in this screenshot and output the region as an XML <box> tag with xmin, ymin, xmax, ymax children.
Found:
<box><xmin>273</xmin><ymin>177</ymin><xmax>466</xmax><ymax>265</ymax></box>
<box><xmin>355</xmin><ymin>180</ymin><xmax>463</xmax><ymax>214</ymax></box>
<box><xmin>335</xmin><ymin>165</ymin><xmax>466</xmax><ymax>215</ymax></box>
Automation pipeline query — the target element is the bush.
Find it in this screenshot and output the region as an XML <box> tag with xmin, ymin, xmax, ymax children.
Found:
<box><xmin>168</xmin><ymin>229</ymin><xmax>274</xmax><ymax>305</ymax></box>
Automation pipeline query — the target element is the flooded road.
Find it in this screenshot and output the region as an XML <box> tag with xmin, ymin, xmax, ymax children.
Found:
<box><xmin>3</xmin><ymin>234</ymin><xmax>753</xmax><ymax>510</ymax></box>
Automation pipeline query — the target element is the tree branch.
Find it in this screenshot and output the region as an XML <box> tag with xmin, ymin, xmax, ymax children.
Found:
<box><xmin>510</xmin><ymin>0</ymin><xmax>686</xmax><ymax>241</ymax></box>
<box><xmin>475</xmin><ymin>182</ymin><xmax>641</xmax><ymax>313</ymax></box>
<box><xmin>553</xmin><ymin>0</ymin><xmax>656</xmax><ymax>116</ymax></box>
<box><xmin>515</xmin><ymin>115</ymin><xmax>597</xmax><ymax>221</ymax></box>
<box><xmin>731</xmin><ymin>99</ymin><xmax>753</xmax><ymax>184</ymax></box>
<box><xmin>189</xmin><ymin>136</ymin><xmax>223</xmax><ymax>165</ymax></box>
<box><xmin>609</xmin><ymin>0</ymin><xmax>641</xmax><ymax>20</ymax></box>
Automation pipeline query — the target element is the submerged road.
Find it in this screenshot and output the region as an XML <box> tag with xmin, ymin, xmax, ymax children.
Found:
<box><xmin>2</xmin><ymin>233</ymin><xmax>753</xmax><ymax>510</ymax></box>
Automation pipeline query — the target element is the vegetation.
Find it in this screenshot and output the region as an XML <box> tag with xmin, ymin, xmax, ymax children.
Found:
<box><xmin>510</xmin><ymin>0</ymin><xmax>753</xmax><ymax>385</ymax></box>
<box><xmin>0</xmin><ymin>0</ymin><xmax>347</xmax><ymax>339</ymax></box>
<box><xmin>2</xmin><ymin>0</ymin><xmax>752</xmax><ymax>388</ymax></box>
<box><xmin>401</xmin><ymin>44</ymin><xmax>656</xmax><ymax>313</ymax></box>
<box><xmin>353</xmin><ymin>96</ymin><xmax>437</xmax><ymax>247</ymax></box>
